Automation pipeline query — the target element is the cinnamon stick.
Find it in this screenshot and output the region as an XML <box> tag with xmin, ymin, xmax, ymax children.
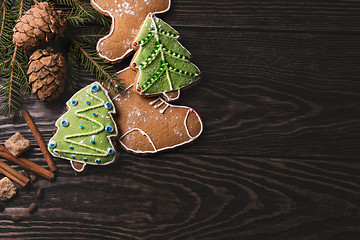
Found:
<box><xmin>0</xmin><ymin>145</ymin><xmax>54</xmax><ymax>181</ymax></box>
<box><xmin>21</xmin><ymin>109</ymin><xmax>56</xmax><ymax>172</ymax></box>
<box><xmin>0</xmin><ymin>160</ymin><xmax>29</xmax><ymax>187</ymax></box>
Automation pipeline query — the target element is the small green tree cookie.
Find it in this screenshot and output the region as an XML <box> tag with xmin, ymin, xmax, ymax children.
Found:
<box><xmin>131</xmin><ymin>13</ymin><xmax>201</xmax><ymax>96</ymax></box>
<box><xmin>48</xmin><ymin>82</ymin><xmax>118</xmax><ymax>172</ymax></box>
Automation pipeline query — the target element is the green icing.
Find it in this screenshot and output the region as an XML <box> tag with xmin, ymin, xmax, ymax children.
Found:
<box><xmin>48</xmin><ymin>82</ymin><xmax>117</xmax><ymax>166</ymax></box>
<box><xmin>133</xmin><ymin>15</ymin><xmax>201</xmax><ymax>94</ymax></box>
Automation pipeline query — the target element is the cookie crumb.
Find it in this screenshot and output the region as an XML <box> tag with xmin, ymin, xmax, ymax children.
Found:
<box><xmin>28</xmin><ymin>203</ymin><xmax>38</xmax><ymax>214</ymax></box>
<box><xmin>0</xmin><ymin>177</ymin><xmax>17</xmax><ymax>201</ymax></box>
<box><xmin>29</xmin><ymin>173</ymin><xmax>37</xmax><ymax>182</ymax></box>
<box><xmin>21</xmin><ymin>170</ymin><xmax>30</xmax><ymax>178</ymax></box>
<box><xmin>36</xmin><ymin>187</ymin><xmax>44</xmax><ymax>200</ymax></box>
<box><xmin>4</xmin><ymin>132</ymin><xmax>31</xmax><ymax>157</ymax></box>
<box><xmin>11</xmin><ymin>215</ymin><xmax>22</xmax><ymax>222</ymax></box>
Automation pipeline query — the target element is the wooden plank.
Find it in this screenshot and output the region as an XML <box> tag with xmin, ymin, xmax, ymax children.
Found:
<box><xmin>166</xmin><ymin>0</ymin><xmax>360</xmax><ymax>32</ymax></box>
<box><xmin>176</xmin><ymin>29</ymin><xmax>360</xmax><ymax>159</ymax></box>
<box><xmin>0</xmin><ymin>1</ymin><xmax>359</xmax><ymax>238</ymax></box>
<box><xmin>0</xmin><ymin>154</ymin><xmax>359</xmax><ymax>239</ymax></box>
<box><xmin>1</xmin><ymin>29</ymin><xmax>360</xmax><ymax>160</ymax></box>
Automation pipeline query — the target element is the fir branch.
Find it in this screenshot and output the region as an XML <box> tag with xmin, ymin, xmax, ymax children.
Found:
<box><xmin>51</xmin><ymin>0</ymin><xmax>111</xmax><ymax>27</ymax></box>
<box><xmin>72</xmin><ymin>39</ymin><xmax>123</xmax><ymax>93</ymax></box>
<box><xmin>0</xmin><ymin>0</ymin><xmax>30</xmax><ymax>116</ymax></box>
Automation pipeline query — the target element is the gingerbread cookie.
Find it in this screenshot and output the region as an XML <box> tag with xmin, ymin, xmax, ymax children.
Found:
<box><xmin>131</xmin><ymin>14</ymin><xmax>201</xmax><ymax>97</ymax></box>
<box><xmin>91</xmin><ymin>0</ymin><xmax>171</xmax><ymax>63</ymax></box>
<box><xmin>109</xmin><ymin>67</ymin><xmax>203</xmax><ymax>154</ymax></box>
<box><xmin>48</xmin><ymin>82</ymin><xmax>118</xmax><ymax>172</ymax></box>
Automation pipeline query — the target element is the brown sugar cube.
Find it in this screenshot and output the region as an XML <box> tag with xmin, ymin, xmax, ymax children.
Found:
<box><xmin>4</xmin><ymin>132</ymin><xmax>31</xmax><ymax>157</ymax></box>
<box><xmin>0</xmin><ymin>177</ymin><xmax>17</xmax><ymax>201</ymax></box>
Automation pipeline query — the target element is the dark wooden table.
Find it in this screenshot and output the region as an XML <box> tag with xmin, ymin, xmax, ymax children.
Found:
<box><xmin>1</xmin><ymin>0</ymin><xmax>360</xmax><ymax>239</ymax></box>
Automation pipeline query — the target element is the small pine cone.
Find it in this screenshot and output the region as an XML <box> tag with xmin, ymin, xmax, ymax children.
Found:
<box><xmin>27</xmin><ymin>47</ymin><xmax>66</xmax><ymax>101</ymax></box>
<box><xmin>13</xmin><ymin>1</ymin><xmax>66</xmax><ymax>51</ymax></box>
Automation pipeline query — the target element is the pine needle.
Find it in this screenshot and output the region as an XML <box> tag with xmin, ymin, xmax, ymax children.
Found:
<box><xmin>65</xmin><ymin>44</ymin><xmax>79</xmax><ymax>94</ymax></box>
<box><xmin>71</xmin><ymin>39</ymin><xmax>123</xmax><ymax>94</ymax></box>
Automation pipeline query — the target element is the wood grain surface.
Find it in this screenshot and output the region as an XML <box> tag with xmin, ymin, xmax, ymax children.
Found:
<box><xmin>1</xmin><ymin>0</ymin><xmax>360</xmax><ymax>239</ymax></box>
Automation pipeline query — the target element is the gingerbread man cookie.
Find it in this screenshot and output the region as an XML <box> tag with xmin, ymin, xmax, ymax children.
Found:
<box><xmin>109</xmin><ymin>67</ymin><xmax>203</xmax><ymax>154</ymax></box>
<box><xmin>91</xmin><ymin>0</ymin><xmax>171</xmax><ymax>63</ymax></box>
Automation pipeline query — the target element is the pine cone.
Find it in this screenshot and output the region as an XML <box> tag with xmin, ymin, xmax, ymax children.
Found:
<box><xmin>13</xmin><ymin>1</ymin><xmax>66</xmax><ymax>51</ymax></box>
<box><xmin>27</xmin><ymin>48</ymin><xmax>66</xmax><ymax>101</ymax></box>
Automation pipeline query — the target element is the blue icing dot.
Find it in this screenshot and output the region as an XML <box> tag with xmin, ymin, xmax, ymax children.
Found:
<box><xmin>86</xmin><ymin>101</ymin><xmax>90</xmax><ymax>105</ymax></box>
<box><xmin>80</xmin><ymin>125</ymin><xmax>84</xmax><ymax>129</ymax></box>
<box><xmin>104</xmin><ymin>102</ymin><xmax>112</xmax><ymax>110</ymax></box>
<box><xmin>93</xmin><ymin>113</ymin><xmax>98</xmax><ymax>117</ymax></box>
<box><xmin>71</xmin><ymin>99</ymin><xmax>78</xmax><ymax>106</ymax></box>
<box><xmin>61</xmin><ymin>120</ymin><xmax>69</xmax><ymax>127</ymax></box>
<box><xmin>105</xmin><ymin>126</ymin><xmax>113</xmax><ymax>133</ymax></box>
<box><xmin>91</xmin><ymin>84</ymin><xmax>100</xmax><ymax>92</ymax></box>
<box><xmin>108</xmin><ymin>148</ymin><xmax>114</xmax><ymax>155</ymax></box>
<box><xmin>69</xmin><ymin>146</ymin><xmax>74</xmax><ymax>150</ymax></box>
<box><xmin>90</xmin><ymin>139</ymin><xmax>95</xmax><ymax>144</ymax></box>
<box><xmin>95</xmin><ymin>159</ymin><xmax>101</xmax><ymax>163</ymax></box>
<box><xmin>71</xmin><ymin>155</ymin><xmax>75</xmax><ymax>159</ymax></box>
<box><xmin>82</xmin><ymin>158</ymin><xmax>87</xmax><ymax>161</ymax></box>
<box><xmin>49</xmin><ymin>140</ymin><xmax>56</xmax><ymax>148</ymax></box>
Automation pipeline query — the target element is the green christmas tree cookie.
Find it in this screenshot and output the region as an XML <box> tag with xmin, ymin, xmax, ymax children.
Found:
<box><xmin>48</xmin><ymin>82</ymin><xmax>118</xmax><ymax>172</ymax></box>
<box><xmin>131</xmin><ymin>13</ymin><xmax>201</xmax><ymax>96</ymax></box>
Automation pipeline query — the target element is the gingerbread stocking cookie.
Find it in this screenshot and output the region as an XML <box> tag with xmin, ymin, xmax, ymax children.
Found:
<box><xmin>91</xmin><ymin>0</ymin><xmax>171</xmax><ymax>63</ymax></box>
<box><xmin>109</xmin><ymin>67</ymin><xmax>203</xmax><ymax>154</ymax></box>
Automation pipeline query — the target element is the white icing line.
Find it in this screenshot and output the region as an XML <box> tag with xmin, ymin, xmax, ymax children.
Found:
<box><xmin>124</xmin><ymin>83</ymin><xmax>134</xmax><ymax>91</ymax></box>
<box><xmin>149</xmin><ymin>97</ymin><xmax>170</xmax><ymax>113</ymax></box>
<box><xmin>120</xmin><ymin>128</ymin><xmax>157</xmax><ymax>152</ymax></box>
<box><xmin>154</xmin><ymin>101</ymin><xmax>164</xmax><ymax>109</ymax></box>
<box><xmin>139</xmin><ymin>79</ymin><xmax>200</xmax><ymax>97</ymax></box>
<box><xmin>149</xmin><ymin>98</ymin><xmax>160</xmax><ymax>105</ymax></box>
<box><xmin>116</xmin><ymin>66</ymin><xmax>130</xmax><ymax>75</ymax></box>
<box><xmin>150</xmin><ymin>16</ymin><xmax>173</xmax><ymax>91</ymax></box>
<box><xmin>91</xmin><ymin>0</ymin><xmax>172</xmax><ymax>62</ymax></box>
<box><xmin>162</xmin><ymin>90</ymin><xmax>180</xmax><ymax>102</ymax></box>
<box><xmin>112</xmin><ymin>83</ymin><xmax>134</xmax><ymax>100</ymax></box>
<box><xmin>48</xmin><ymin>82</ymin><xmax>118</xmax><ymax>166</ymax></box>
<box><xmin>160</xmin><ymin>104</ymin><xmax>169</xmax><ymax>114</ymax></box>
<box><xmin>184</xmin><ymin>110</ymin><xmax>194</xmax><ymax>139</ymax></box>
